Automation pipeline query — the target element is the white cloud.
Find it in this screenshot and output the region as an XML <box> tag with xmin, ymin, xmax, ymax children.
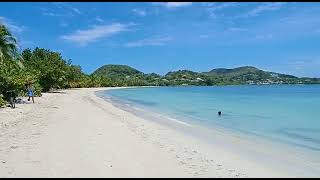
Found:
<box><xmin>246</xmin><ymin>2</ymin><xmax>286</xmax><ymax>17</ymax></box>
<box><xmin>41</xmin><ymin>3</ymin><xmax>82</xmax><ymax>17</ymax></box>
<box><xmin>165</xmin><ymin>2</ymin><xmax>192</xmax><ymax>8</ymax></box>
<box><xmin>152</xmin><ymin>2</ymin><xmax>192</xmax><ymax>8</ymax></box>
<box><xmin>61</xmin><ymin>23</ymin><xmax>129</xmax><ymax>46</ymax></box>
<box><xmin>202</xmin><ymin>2</ymin><xmax>240</xmax><ymax>19</ymax></box>
<box><xmin>203</xmin><ymin>2</ymin><xmax>239</xmax><ymax>11</ymax></box>
<box><xmin>132</xmin><ymin>9</ymin><xmax>146</xmax><ymax>16</ymax></box>
<box><xmin>95</xmin><ymin>17</ymin><xmax>104</xmax><ymax>23</ymax></box>
<box><xmin>39</xmin><ymin>7</ymin><xmax>61</xmax><ymax>17</ymax></box>
<box><xmin>70</xmin><ymin>7</ymin><xmax>81</xmax><ymax>15</ymax></box>
<box><xmin>0</xmin><ymin>16</ymin><xmax>26</xmax><ymax>33</ymax></box>
<box><xmin>125</xmin><ymin>36</ymin><xmax>173</xmax><ymax>47</ymax></box>
<box><xmin>40</xmin><ymin>8</ymin><xmax>64</xmax><ymax>17</ymax></box>
<box><xmin>52</xmin><ymin>2</ymin><xmax>81</xmax><ymax>14</ymax></box>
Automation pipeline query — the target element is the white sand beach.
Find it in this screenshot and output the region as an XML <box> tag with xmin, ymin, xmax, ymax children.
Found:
<box><xmin>0</xmin><ymin>88</ymin><xmax>318</xmax><ymax>178</ymax></box>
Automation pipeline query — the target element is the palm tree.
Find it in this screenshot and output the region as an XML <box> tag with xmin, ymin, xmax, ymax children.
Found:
<box><xmin>0</xmin><ymin>24</ymin><xmax>23</xmax><ymax>98</ymax></box>
<box><xmin>0</xmin><ymin>24</ymin><xmax>20</xmax><ymax>64</ymax></box>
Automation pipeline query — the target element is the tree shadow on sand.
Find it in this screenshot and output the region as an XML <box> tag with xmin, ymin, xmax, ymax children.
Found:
<box><xmin>47</xmin><ymin>91</ymin><xmax>67</xmax><ymax>94</ymax></box>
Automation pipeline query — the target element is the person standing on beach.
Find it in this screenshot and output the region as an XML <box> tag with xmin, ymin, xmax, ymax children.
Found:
<box><xmin>26</xmin><ymin>83</ymin><xmax>35</xmax><ymax>103</ymax></box>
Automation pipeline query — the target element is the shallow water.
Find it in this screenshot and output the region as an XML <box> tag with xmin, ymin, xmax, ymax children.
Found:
<box><xmin>99</xmin><ymin>85</ymin><xmax>320</xmax><ymax>153</ymax></box>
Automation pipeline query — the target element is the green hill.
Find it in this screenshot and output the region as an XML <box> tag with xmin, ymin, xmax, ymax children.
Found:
<box><xmin>92</xmin><ymin>64</ymin><xmax>320</xmax><ymax>86</ymax></box>
<box><xmin>202</xmin><ymin>66</ymin><xmax>299</xmax><ymax>84</ymax></box>
<box><xmin>206</xmin><ymin>66</ymin><xmax>261</xmax><ymax>76</ymax></box>
<box><xmin>92</xmin><ymin>64</ymin><xmax>144</xmax><ymax>80</ymax></box>
<box><xmin>92</xmin><ymin>65</ymin><xmax>166</xmax><ymax>86</ymax></box>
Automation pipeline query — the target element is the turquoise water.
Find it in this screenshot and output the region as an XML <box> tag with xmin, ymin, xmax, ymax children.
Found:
<box><xmin>100</xmin><ymin>85</ymin><xmax>320</xmax><ymax>152</ymax></box>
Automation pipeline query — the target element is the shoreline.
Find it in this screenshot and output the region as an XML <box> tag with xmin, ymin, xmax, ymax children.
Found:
<box><xmin>97</xmin><ymin>87</ymin><xmax>320</xmax><ymax>177</ymax></box>
<box><xmin>98</xmin><ymin>87</ymin><xmax>320</xmax><ymax>154</ymax></box>
<box><xmin>0</xmin><ymin>87</ymin><xmax>319</xmax><ymax>177</ymax></box>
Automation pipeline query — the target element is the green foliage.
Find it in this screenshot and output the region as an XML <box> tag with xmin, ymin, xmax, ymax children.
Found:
<box><xmin>92</xmin><ymin>65</ymin><xmax>320</xmax><ymax>86</ymax></box>
<box><xmin>0</xmin><ymin>94</ymin><xmax>5</xmax><ymax>107</ymax></box>
<box><xmin>64</xmin><ymin>65</ymin><xmax>87</xmax><ymax>88</ymax></box>
<box><xmin>92</xmin><ymin>64</ymin><xmax>149</xmax><ymax>87</ymax></box>
<box><xmin>22</xmin><ymin>48</ymin><xmax>69</xmax><ymax>91</ymax></box>
<box><xmin>0</xmin><ymin>24</ymin><xmax>21</xmax><ymax>64</ymax></box>
<box><xmin>0</xmin><ymin>23</ymin><xmax>104</xmax><ymax>101</ymax></box>
<box><xmin>0</xmin><ymin>52</ymin><xmax>25</xmax><ymax>98</ymax></box>
<box><xmin>93</xmin><ymin>64</ymin><xmax>143</xmax><ymax>80</ymax></box>
<box><xmin>87</xmin><ymin>75</ymin><xmax>112</xmax><ymax>87</ymax></box>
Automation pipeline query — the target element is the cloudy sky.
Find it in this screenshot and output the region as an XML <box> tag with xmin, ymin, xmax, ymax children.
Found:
<box><xmin>1</xmin><ymin>2</ymin><xmax>320</xmax><ymax>77</ymax></box>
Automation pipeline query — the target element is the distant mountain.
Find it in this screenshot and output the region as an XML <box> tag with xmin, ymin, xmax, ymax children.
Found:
<box><xmin>202</xmin><ymin>66</ymin><xmax>300</xmax><ymax>84</ymax></box>
<box><xmin>206</xmin><ymin>66</ymin><xmax>261</xmax><ymax>76</ymax></box>
<box><xmin>92</xmin><ymin>64</ymin><xmax>320</xmax><ymax>86</ymax></box>
<box><xmin>206</xmin><ymin>66</ymin><xmax>296</xmax><ymax>78</ymax></box>
<box><xmin>92</xmin><ymin>64</ymin><xmax>144</xmax><ymax>80</ymax></box>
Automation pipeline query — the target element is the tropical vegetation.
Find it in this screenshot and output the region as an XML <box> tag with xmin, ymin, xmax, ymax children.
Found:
<box><xmin>93</xmin><ymin>64</ymin><xmax>320</xmax><ymax>86</ymax></box>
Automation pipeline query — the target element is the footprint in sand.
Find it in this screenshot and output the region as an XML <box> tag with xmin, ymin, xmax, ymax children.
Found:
<box><xmin>10</xmin><ymin>146</ymin><xmax>18</xmax><ymax>149</ymax></box>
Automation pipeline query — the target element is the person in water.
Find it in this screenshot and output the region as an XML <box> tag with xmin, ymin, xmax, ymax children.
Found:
<box><xmin>218</xmin><ymin>111</ymin><xmax>222</xmax><ymax>116</ymax></box>
<box><xmin>26</xmin><ymin>83</ymin><xmax>34</xmax><ymax>103</ymax></box>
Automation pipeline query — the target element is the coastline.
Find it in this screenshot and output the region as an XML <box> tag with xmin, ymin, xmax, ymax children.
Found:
<box><xmin>0</xmin><ymin>87</ymin><xmax>319</xmax><ymax>177</ymax></box>
<box><xmin>97</xmin><ymin>87</ymin><xmax>320</xmax><ymax>177</ymax></box>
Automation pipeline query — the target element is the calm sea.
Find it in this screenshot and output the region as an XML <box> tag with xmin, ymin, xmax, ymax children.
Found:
<box><xmin>98</xmin><ymin>85</ymin><xmax>320</xmax><ymax>153</ymax></box>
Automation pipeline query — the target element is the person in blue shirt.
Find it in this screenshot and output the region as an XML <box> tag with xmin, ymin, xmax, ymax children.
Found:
<box><xmin>25</xmin><ymin>83</ymin><xmax>34</xmax><ymax>103</ymax></box>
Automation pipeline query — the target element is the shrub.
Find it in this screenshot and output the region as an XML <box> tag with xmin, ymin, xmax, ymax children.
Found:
<box><xmin>0</xmin><ymin>94</ymin><xmax>6</xmax><ymax>108</ymax></box>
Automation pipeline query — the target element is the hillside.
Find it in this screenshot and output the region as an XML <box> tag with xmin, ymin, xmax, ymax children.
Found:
<box><xmin>91</xmin><ymin>65</ymin><xmax>320</xmax><ymax>86</ymax></box>
<box><xmin>203</xmin><ymin>66</ymin><xmax>300</xmax><ymax>84</ymax></box>
<box><xmin>206</xmin><ymin>66</ymin><xmax>261</xmax><ymax>76</ymax></box>
<box><xmin>92</xmin><ymin>65</ymin><xmax>144</xmax><ymax>80</ymax></box>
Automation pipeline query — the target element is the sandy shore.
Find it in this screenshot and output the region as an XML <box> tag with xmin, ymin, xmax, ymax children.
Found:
<box><xmin>0</xmin><ymin>88</ymin><xmax>317</xmax><ymax>177</ymax></box>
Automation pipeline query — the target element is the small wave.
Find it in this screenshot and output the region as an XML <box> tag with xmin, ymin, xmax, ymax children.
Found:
<box><xmin>165</xmin><ymin>117</ymin><xmax>193</xmax><ymax>127</ymax></box>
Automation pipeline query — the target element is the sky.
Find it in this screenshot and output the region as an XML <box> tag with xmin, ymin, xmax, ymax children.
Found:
<box><xmin>1</xmin><ymin>2</ymin><xmax>320</xmax><ymax>77</ymax></box>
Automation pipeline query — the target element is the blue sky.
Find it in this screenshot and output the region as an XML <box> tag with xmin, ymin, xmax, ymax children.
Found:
<box><xmin>1</xmin><ymin>2</ymin><xmax>320</xmax><ymax>77</ymax></box>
